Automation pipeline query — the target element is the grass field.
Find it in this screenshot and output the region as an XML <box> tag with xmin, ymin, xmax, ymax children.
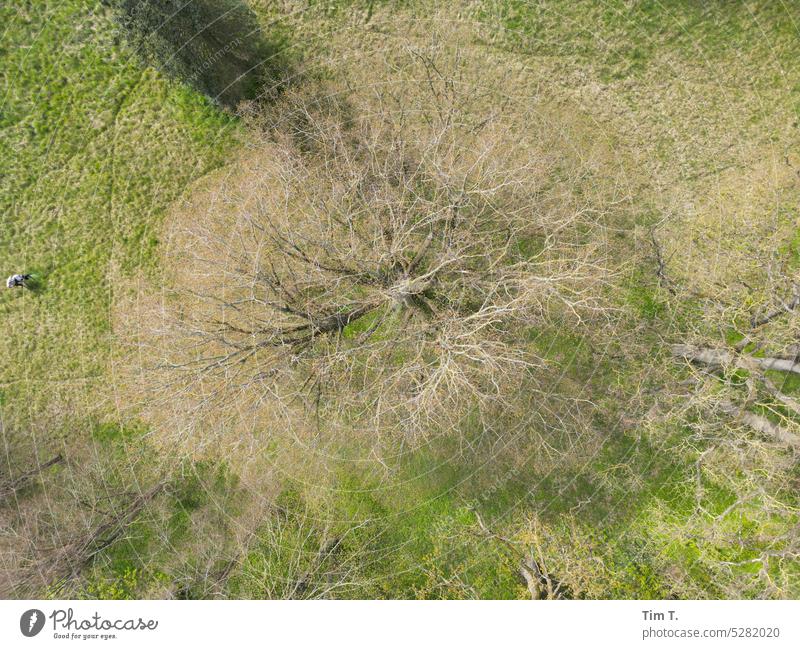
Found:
<box><xmin>1</xmin><ymin>0</ymin><xmax>799</xmax><ymax>599</ymax></box>
<box><xmin>1</xmin><ymin>0</ymin><xmax>239</xmax><ymax>417</ymax></box>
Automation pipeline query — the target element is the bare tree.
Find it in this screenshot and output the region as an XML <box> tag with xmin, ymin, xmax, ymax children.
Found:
<box><xmin>471</xmin><ymin>508</ymin><xmax>566</xmax><ymax>600</ymax></box>
<box><xmin>652</xmin><ymin>233</ymin><xmax>800</xmax><ymax>596</ymax></box>
<box><xmin>131</xmin><ymin>51</ymin><xmax>609</xmax><ymax>446</ymax></box>
<box><xmin>41</xmin><ymin>483</ymin><xmax>166</xmax><ymax>596</ymax></box>
<box><xmin>0</xmin><ymin>454</ymin><xmax>64</xmax><ymax>502</ymax></box>
<box><xmin>671</xmin><ymin>281</ymin><xmax>800</xmax><ymax>450</ymax></box>
<box><xmin>225</xmin><ymin>501</ymin><xmax>379</xmax><ymax>599</ymax></box>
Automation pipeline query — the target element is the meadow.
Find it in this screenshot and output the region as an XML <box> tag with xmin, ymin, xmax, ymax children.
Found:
<box><xmin>1</xmin><ymin>0</ymin><xmax>799</xmax><ymax>599</ymax></box>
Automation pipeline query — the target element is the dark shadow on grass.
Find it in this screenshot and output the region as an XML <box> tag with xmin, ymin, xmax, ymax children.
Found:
<box><xmin>22</xmin><ymin>274</ymin><xmax>45</xmax><ymax>294</ymax></box>
<box><xmin>104</xmin><ymin>0</ymin><xmax>292</xmax><ymax>109</ymax></box>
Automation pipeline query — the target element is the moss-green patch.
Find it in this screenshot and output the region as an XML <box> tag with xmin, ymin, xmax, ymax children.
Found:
<box><xmin>90</xmin><ymin>421</ymin><xmax>146</xmax><ymax>444</ymax></box>
<box><xmin>765</xmin><ymin>369</ymin><xmax>800</xmax><ymax>395</ymax></box>
<box><xmin>84</xmin><ymin>567</ymin><xmax>144</xmax><ymax>600</ymax></box>
<box><xmin>528</xmin><ymin>325</ymin><xmax>592</xmax><ymax>369</ymax></box>
<box><xmin>625</xmin><ymin>278</ymin><xmax>667</xmax><ymax>320</ymax></box>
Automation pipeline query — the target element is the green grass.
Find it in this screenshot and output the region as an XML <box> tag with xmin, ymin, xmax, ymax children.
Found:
<box><xmin>474</xmin><ymin>0</ymin><xmax>799</xmax><ymax>76</ymax></box>
<box><xmin>230</xmin><ymin>456</ymin><xmax>526</xmax><ymax>599</ymax></box>
<box><xmin>0</xmin><ymin>0</ymin><xmax>239</xmax><ymax>418</ymax></box>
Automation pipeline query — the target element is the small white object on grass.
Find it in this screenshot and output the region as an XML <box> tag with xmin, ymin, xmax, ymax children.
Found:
<box><xmin>6</xmin><ymin>274</ymin><xmax>31</xmax><ymax>288</ymax></box>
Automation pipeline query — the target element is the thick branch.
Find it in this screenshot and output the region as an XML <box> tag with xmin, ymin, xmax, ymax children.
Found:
<box><xmin>672</xmin><ymin>344</ymin><xmax>800</xmax><ymax>376</ymax></box>
<box><xmin>718</xmin><ymin>401</ymin><xmax>800</xmax><ymax>449</ymax></box>
<box><xmin>751</xmin><ymin>284</ymin><xmax>800</xmax><ymax>328</ymax></box>
<box><xmin>0</xmin><ymin>454</ymin><xmax>64</xmax><ymax>502</ymax></box>
<box><xmin>46</xmin><ymin>482</ymin><xmax>166</xmax><ymax>591</ymax></box>
<box><xmin>471</xmin><ymin>508</ymin><xmax>561</xmax><ymax>600</ymax></box>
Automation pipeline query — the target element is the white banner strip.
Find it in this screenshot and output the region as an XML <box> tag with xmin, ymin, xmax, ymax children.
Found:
<box><xmin>2</xmin><ymin>600</ymin><xmax>798</xmax><ymax>648</ymax></box>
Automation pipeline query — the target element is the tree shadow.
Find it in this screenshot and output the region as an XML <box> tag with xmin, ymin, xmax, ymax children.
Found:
<box><xmin>22</xmin><ymin>269</ymin><xmax>47</xmax><ymax>294</ymax></box>
<box><xmin>106</xmin><ymin>0</ymin><xmax>292</xmax><ymax>109</ymax></box>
